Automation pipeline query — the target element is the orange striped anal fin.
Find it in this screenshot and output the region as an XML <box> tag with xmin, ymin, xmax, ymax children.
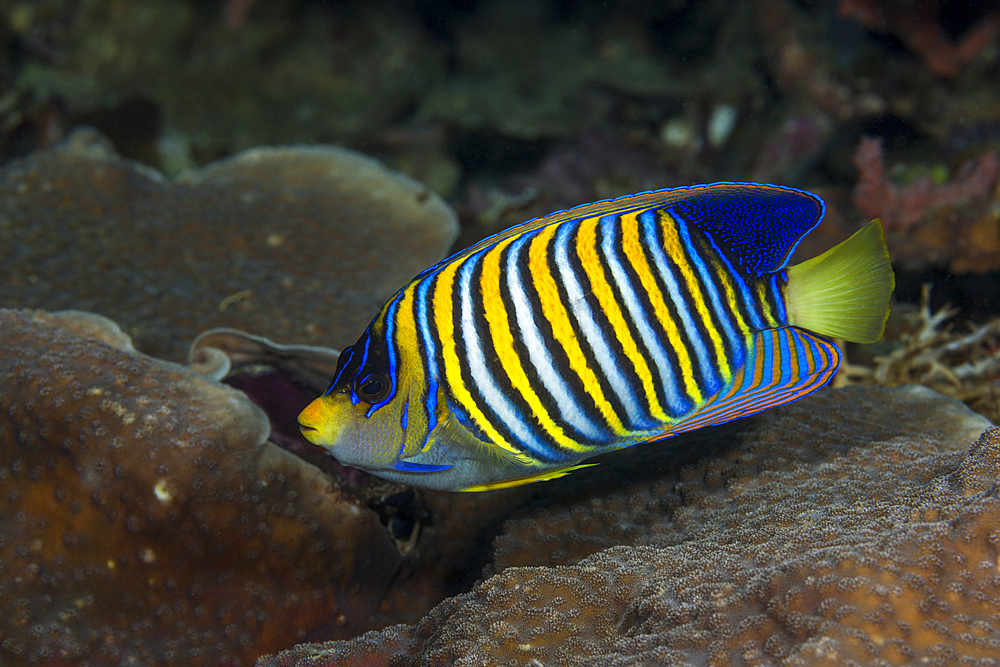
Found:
<box><xmin>649</xmin><ymin>327</ymin><xmax>840</xmax><ymax>441</ymax></box>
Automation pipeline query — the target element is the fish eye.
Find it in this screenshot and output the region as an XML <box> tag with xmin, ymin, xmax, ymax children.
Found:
<box><xmin>354</xmin><ymin>371</ymin><xmax>391</xmax><ymax>403</ymax></box>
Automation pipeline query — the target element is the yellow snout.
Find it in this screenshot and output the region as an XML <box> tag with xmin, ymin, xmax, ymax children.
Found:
<box><xmin>298</xmin><ymin>396</ymin><xmax>341</xmax><ymax>447</ymax></box>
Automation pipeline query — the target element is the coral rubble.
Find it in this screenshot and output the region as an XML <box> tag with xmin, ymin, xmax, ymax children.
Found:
<box><xmin>0</xmin><ymin>309</ymin><xmax>404</xmax><ymax>665</ymax></box>
<box><xmin>0</xmin><ymin>128</ymin><xmax>458</xmax><ymax>360</ymax></box>
<box><xmin>843</xmin><ymin>284</ymin><xmax>1000</xmax><ymax>425</ymax></box>
<box><xmin>259</xmin><ymin>385</ymin><xmax>998</xmax><ymax>666</ymax></box>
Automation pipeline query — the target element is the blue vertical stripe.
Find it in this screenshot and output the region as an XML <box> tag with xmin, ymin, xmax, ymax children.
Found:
<box><xmin>366</xmin><ymin>293</ymin><xmax>402</xmax><ymax>418</ymax></box>
<box><xmin>599</xmin><ymin>214</ymin><xmax>686</xmax><ymax>418</ymax></box>
<box><xmin>553</xmin><ymin>219</ymin><xmax>647</xmax><ymax>429</ymax></box>
<box><xmin>639</xmin><ymin>210</ymin><xmax>716</xmax><ymax>393</ymax></box>
<box><xmin>674</xmin><ymin>216</ymin><xmax>744</xmax><ymax>358</ymax></box>
<box><xmin>681</xmin><ymin>210</ymin><xmax>767</xmax><ymax>330</ymax></box>
<box><xmin>770</xmin><ymin>271</ymin><xmax>788</xmax><ymax>325</ymax></box>
<box><xmin>415</xmin><ymin>275</ymin><xmax>441</xmax><ymax>443</ymax></box>
<box><xmin>457</xmin><ymin>247</ymin><xmax>562</xmax><ymax>462</ymax></box>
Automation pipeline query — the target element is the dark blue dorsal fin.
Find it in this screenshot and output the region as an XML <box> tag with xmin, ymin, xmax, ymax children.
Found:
<box><xmin>666</xmin><ymin>183</ymin><xmax>826</xmax><ymax>276</ymax></box>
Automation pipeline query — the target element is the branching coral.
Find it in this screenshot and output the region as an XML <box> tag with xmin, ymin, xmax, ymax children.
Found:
<box><xmin>838</xmin><ymin>0</ymin><xmax>1000</xmax><ymax>77</ymax></box>
<box><xmin>853</xmin><ymin>135</ymin><xmax>1000</xmax><ymax>232</ymax></box>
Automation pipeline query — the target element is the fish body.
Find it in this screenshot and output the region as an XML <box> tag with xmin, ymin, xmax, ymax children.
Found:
<box><xmin>299</xmin><ymin>183</ymin><xmax>894</xmax><ymax>491</ymax></box>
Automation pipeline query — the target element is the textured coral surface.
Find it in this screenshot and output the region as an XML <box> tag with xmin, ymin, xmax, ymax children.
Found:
<box><xmin>4</xmin><ymin>2</ymin><xmax>1000</xmax><ymax>665</ymax></box>
<box><xmin>0</xmin><ymin>129</ymin><xmax>458</xmax><ymax>360</ymax></box>
<box><xmin>0</xmin><ymin>309</ymin><xmax>405</xmax><ymax>666</ymax></box>
<box><xmin>261</xmin><ymin>386</ymin><xmax>999</xmax><ymax>666</ymax></box>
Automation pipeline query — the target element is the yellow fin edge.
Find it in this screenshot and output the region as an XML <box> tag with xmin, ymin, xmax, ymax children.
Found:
<box><xmin>458</xmin><ymin>464</ymin><xmax>598</xmax><ymax>492</ymax></box>
<box><xmin>785</xmin><ymin>219</ymin><xmax>894</xmax><ymax>344</ymax></box>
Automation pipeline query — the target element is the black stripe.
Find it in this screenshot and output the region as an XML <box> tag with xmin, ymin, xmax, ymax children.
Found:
<box><xmin>600</xmin><ymin>215</ymin><xmax>688</xmax><ymax>414</ymax></box>
<box><xmin>569</xmin><ymin>217</ymin><xmax>654</xmax><ymax>428</ymax></box>
<box><xmin>444</xmin><ymin>252</ymin><xmax>519</xmax><ymax>450</ymax></box>
<box><xmin>505</xmin><ymin>232</ymin><xmax>604</xmax><ymax>447</ymax></box>
<box><xmin>696</xmin><ymin>223</ymin><xmax>766</xmax><ymax>334</ymax></box>
<box><xmin>549</xmin><ymin>220</ymin><xmax>634</xmax><ymax>430</ymax></box>
<box><xmin>761</xmin><ymin>273</ymin><xmax>787</xmax><ymax>326</ymax></box>
<box><xmin>644</xmin><ymin>214</ymin><xmax>719</xmax><ymax>391</ymax></box>
<box><xmin>681</xmin><ymin>223</ymin><xmax>745</xmax><ymax>364</ymax></box>
<box><xmin>488</xmin><ymin>240</ymin><xmax>569</xmax><ymax>455</ymax></box>
<box><xmin>452</xmin><ymin>247</ymin><xmax>562</xmax><ymax>462</ymax></box>
<box><xmin>516</xmin><ymin>229</ymin><xmax>619</xmax><ymax>444</ymax></box>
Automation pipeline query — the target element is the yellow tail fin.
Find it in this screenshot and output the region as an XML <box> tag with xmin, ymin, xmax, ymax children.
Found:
<box><xmin>785</xmin><ymin>220</ymin><xmax>894</xmax><ymax>344</ymax></box>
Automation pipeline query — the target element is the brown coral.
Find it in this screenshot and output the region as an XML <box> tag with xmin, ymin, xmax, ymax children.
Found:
<box><xmin>260</xmin><ymin>385</ymin><xmax>999</xmax><ymax>666</ymax></box>
<box><xmin>0</xmin><ymin>309</ymin><xmax>405</xmax><ymax>666</ymax></box>
<box><xmin>0</xmin><ymin>128</ymin><xmax>458</xmax><ymax>360</ymax></box>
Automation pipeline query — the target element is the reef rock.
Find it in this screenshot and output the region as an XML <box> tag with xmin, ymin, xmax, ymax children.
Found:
<box><xmin>260</xmin><ymin>385</ymin><xmax>999</xmax><ymax>667</ymax></box>
<box><xmin>0</xmin><ymin>128</ymin><xmax>459</xmax><ymax>360</ymax></box>
<box><xmin>0</xmin><ymin>309</ymin><xmax>405</xmax><ymax>666</ymax></box>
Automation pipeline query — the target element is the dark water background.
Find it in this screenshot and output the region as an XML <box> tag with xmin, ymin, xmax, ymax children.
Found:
<box><xmin>3</xmin><ymin>0</ymin><xmax>999</xmax><ymax>317</ymax></box>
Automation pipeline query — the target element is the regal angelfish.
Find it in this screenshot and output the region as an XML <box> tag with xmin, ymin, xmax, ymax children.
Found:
<box><xmin>299</xmin><ymin>183</ymin><xmax>894</xmax><ymax>491</ymax></box>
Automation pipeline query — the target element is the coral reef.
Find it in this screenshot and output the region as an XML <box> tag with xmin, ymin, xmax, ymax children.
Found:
<box><xmin>838</xmin><ymin>0</ymin><xmax>1000</xmax><ymax>77</ymax></box>
<box><xmin>0</xmin><ymin>309</ymin><xmax>542</xmax><ymax>665</ymax></box>
<box><xmin>852</xmin><ymin>135</ymin><xmax>1000</xmax><ymax>272</ymax></box>
<box><xmin>0</xmin><ymin>128</ymin><xmax>458</xmax><ymax>360</ymax></box>
<box><xmin>185</xmin><ymin>327</ymin><xmax>537</xmax><ymax>628</ymax></box>
<box><xmin>0</xmin><ymin>0</ymin><xmax>449</xmax><ymax>162</ymax></box>
<box><xmin>0</xmin><ymin>309</ymin><xmax>405</xmax><ymax>665</ymax></box>
<box><xmin>416</xmin><ymin>3</ymin><xmax>693</xmax><ymax>139</ymax></box>
<box><xmin>4</xmin><ymin>2</ymin><xmax>1000</xmax><ymax>665</ymax></box>
<box><xmin>749</xmin><ymin>114</ymin><xmax>831</xmax><ymax>184</ymax></box>
<box><xmin>4</xmin><ymin>305</ymin><xmax>999</xmax><ymax>667</ymax></box>
<box><xmin>754</xmin><ymin>0</ymin><xmax>861</xmax><ymax>120</ymax></box>
<box><xmin>259</xmin><ymin>385</ymin><xmax>997</xmax><ymax>666</ymax></box>
<box><xmin>853</xmin><ymin>136</ymin><xmax>1000</xmax><ymax>232</ymax></box>
<box><xmin>189</xmin><ymin>328</ymin><xmax>343</xmax><ymax>387</ymax></box>
<box><xmin>5</xmin><ymin>0</ymin><xmax>999</xmax><ymax>233</ymax></box>
<box><xmin>457</xmin><ymin>133</ymin><xmax>680</xmax><ymax>249</ymax></box>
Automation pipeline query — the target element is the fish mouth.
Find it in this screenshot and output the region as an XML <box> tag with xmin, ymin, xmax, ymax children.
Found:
<box><xmin>297</xmin><ymin>413</ymin><xmax>318</xmax><ymax>435</ymax></box>
<box><xmin>297</xmin><ymin>417</ymin><xmax>324</xmax><ymax>445</ymax></box>
<box><xmin>297</xmin><ymin>420</ymin><xmax>320</xmax><ymax>444</ymax></box>
<box><xmin>297</xmin><ymin>396</ymin><xmax>342</xmax><ymax>447</ymax></box>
